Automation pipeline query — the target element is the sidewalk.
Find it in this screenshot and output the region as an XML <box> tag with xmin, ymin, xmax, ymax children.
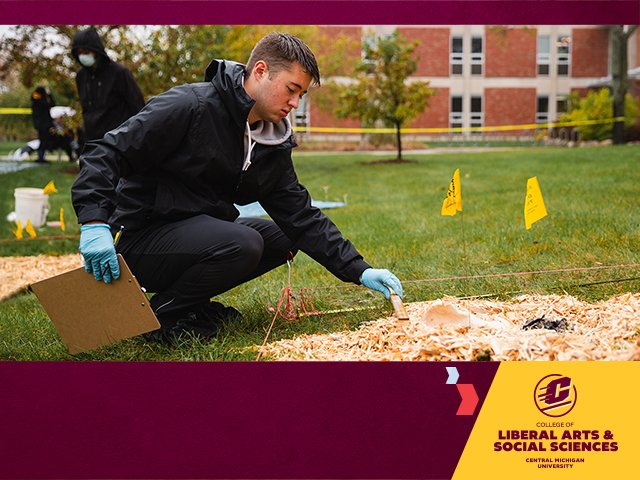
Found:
<box><xmin>0</xmin><ymin>160</ymin><xmax>40</xmax><ymax>175</ymax></box>
<box><xmin>294</xmin><ymin>146</ymin><xmax>524</xmax><ymax>156</ymax></box>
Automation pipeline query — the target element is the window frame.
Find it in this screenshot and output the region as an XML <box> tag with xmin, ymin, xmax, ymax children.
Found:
<box><xmin>469</xmin><ymin>95</ymin><xmax>483</xmax><ymax>134</ymax></box>
<box><xmin>537</xmin><ymin>35</ymin><xmax>551</xmax><ymax>76</ymax></box>
<box><xmin>450</xmin><ymin>35</ymin><xmax>464</xmax><ymax>76</ymax></box>
<box><xmin>449</xmin><ymin>94</ymin><xmax>464</xmax><ymax>133</ymax></box>
<box><xmin>536</xmin><ymin>95</ymin><xmax>550</xmax><ymax>124</ymax></box>
<box><xmin>470</xmin><ymin>35</ymin><xmax>484</xmax><ymax>76</ymax></box>
<box><xmin>556</xmin><ymin>34</ymin><xmax>571</xmax><ymax>76</ymax></box>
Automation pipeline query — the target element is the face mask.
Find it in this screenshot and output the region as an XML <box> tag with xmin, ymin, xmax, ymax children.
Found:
<box><xmin>78</xmin><ymin>53</ymin><xmax>95</xmax><ymax>68</ymax></box>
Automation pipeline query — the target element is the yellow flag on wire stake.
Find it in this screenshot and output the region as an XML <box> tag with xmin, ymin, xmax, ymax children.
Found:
<box><xmin>524</xmin><ymin>176</ymin><xmax>548</xmax><ymax>229</ymax></box>
<box><xmin>42</xmin><ymin>180</ymin><xmax>57</xmax><ymax>194</ymax></box>
<box><xmin>60</xmin><ymin>208</ymin><xmax>65</xmax><ymax>231</ymax></box>
<box><xmin>441</xmin><ymin>168</ymin><xmax>462</xmax><ymax>216</ymax></box>
<box><xmin>25</xmin><ymin>219</ymin><xmax>37</xmax><ymax>238</ymax></box>
<box><xmin>14</xmin><ymin>220</ymin><xmax>23</xmax><ymax>239</ymax></box>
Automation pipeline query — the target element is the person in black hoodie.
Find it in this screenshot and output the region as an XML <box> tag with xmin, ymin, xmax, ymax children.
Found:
<box><xmin>72</xmin><ymin>32</ymin><xmax>403</xmax><ymax>343</ymax></box>
<box><xmin>71</xmin><ymin>27</ymin><xmax>145</xmax><ymax>143</ymax></box>
<box><xmin>30</xmin><ymin>86</ymin><xmax>55</xmax><ymax>163</ymax></box>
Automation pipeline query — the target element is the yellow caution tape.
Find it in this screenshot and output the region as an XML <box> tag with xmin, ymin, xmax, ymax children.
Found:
<box><xmin>0</xmin><ymin>108</ymin><xmax>32</xmax><ymax>114</ymax></box>
<box><xmin>1</xmin><ymin>106</ymin><xmax>624</xmax><ymax>134</ymax></box>
<box><xmin>293</xmin><ymin>117</ymin><xmax>627</xmax><ymax>134</ymax></box>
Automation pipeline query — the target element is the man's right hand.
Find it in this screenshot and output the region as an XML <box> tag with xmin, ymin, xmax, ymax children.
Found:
<box><xmin>79</xmin><ymin>223</ymin><xmax>120</xmax><ymax>283</ymax></box>
<box><xmin>360</xmin><ymin>268</ymin><xmax>403</xmax><ymax>300</ymax></box>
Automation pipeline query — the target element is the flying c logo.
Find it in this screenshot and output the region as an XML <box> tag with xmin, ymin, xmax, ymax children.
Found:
<box><xmin>534</xmin><ymin>374</ymin><xmax>577</xmax><ymax>417</ymax></box>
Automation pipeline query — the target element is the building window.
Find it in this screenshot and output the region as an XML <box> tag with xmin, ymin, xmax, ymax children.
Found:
<box><xmin>470</xmin><ymin>95</ymin><xmax>483</xmax><ymax>134</ymax></box>
<box><xmin>536</xmin><ymin>96</ymin><xmax>549</xmax><ymax>124</ymax></box>
<box><xmin>450</xmin><ymin>95</ymin><xmax>463</xmax><ymax>132</ymax></box>
<box><xmin>471</xmin><ymin>36</ymin><xmax>483</xmax><ymax>76</ymax></box>
<box><xmin>537</xmin><ymin>35</ymin><xmax>550</xmax><ymax>76</ymax></box>
<box><xmin>556</xmin><ymin>97</ymin><xmax>568</xmax><ymax>118</ymax></box>
<box><xmin>294</xmin><ymin>95</ymin><xmax>309</xmax><ymax>128</ymax></box>
<box><xmin>557</xmin><ymin>34</ymin><xmax>571</xmax><ymax>76</ymax></box>
<box><xmin>451</xmin><ymin>36</ymin><xmax>463</xmax><ymax>75</ymax></box>
<box><xmin>361</xmin><ymin>33</ymin><xmax>392</xmax><ymax>73</ymax></box>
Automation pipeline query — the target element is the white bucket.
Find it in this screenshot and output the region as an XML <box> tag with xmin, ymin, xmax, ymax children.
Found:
<box><xmin>14</xmin><ymin>187</ymin><xmax>50</xmax><ymax>228</ymax></box>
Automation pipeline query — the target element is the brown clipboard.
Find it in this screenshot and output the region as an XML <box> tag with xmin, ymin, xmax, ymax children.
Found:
<box><xmin>30</xmin><ymin>254</ymin><xmax>160</xmax><ymax>354</ymax></box>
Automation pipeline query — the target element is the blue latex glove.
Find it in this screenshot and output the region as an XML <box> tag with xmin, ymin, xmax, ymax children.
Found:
<box><xmin>79</xmin><ymin>224</ymin><xmax>119</xmax><ymax>284</ymax></box>
<box><xmin>360</xmin><ymin>268</ymin><xmax>403</xmax><ymax>300</ymax></box>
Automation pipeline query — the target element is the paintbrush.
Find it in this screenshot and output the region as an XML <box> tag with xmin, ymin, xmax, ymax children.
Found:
<box><xmin>388</xmin><ymin>287</ymin><xmax>409</xmax><ymax>321</ymax></box>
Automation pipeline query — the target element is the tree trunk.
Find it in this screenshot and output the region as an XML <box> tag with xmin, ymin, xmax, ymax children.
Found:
<box><xmin>395</xmin><ymin>123</ymin><xmax>403</xmax><ymax>161</ymax></box>
<box><xmin>610</xmin><ymin>25</ymin><xmax>637</xmax><ymax>144</ymax></box>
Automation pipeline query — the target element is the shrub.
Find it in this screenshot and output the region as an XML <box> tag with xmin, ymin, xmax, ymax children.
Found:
<box><xmin>560</xmin><ymin>88</ymin><xmax>639</xmax><ymax>141</ymax></box>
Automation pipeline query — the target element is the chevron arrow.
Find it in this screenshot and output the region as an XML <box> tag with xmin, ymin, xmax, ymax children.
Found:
<box><xmin>456</xmin><ymin>384</ymin><xmax>479</xmax><ymax>416</ymax></box>
<box><xmin>445</xmin><ymin>366</ymin><xmax>459</xmax><ymax>384</ymax></box>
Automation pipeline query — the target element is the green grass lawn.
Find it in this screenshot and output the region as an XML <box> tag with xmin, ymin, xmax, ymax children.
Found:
<box><xmin>1</xmin><ymin>144</ymin><xmax>639</xmax><ymax>360</ymax></box>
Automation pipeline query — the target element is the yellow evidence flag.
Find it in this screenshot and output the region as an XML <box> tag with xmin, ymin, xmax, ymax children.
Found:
<box><xmin>60</xmin><ymin>208</ymin><xmax>65</xmax><ymax>231</ymax></box>
<box><xmin>42</xmin><ymin>180</ymin><xmax>57</xmax><ymax>194</ymax></box>
<box><xmin>14</xmin><ymin>220</ymin><xmax>23</xmax><ymax>239</ymax></box>
<box><xmin>524</xmin><ymin>176</ymin><xmax>548</xmax><ymax>230</ymax></box>
<box><xmin>25</xmin><ymin>219</ymin><xmax>37</xmax><ymax>238</ymax></box>
<box><xmin>441</xmin><ymin>168</ymin><xmax>462</xmax><ymax>216</ymax></box>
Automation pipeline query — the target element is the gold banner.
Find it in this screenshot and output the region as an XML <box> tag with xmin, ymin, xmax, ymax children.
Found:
<box><xmin>454</xmin><ymin>362</ymin><xmax>640</xmax><ymax>479</ymax></box>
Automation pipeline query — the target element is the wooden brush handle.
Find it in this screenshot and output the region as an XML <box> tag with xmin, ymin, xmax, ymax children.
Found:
<box><xmin>390</xmin><ymin>293</ymin><xmax>409</xmax><ymax>321</ymax></box>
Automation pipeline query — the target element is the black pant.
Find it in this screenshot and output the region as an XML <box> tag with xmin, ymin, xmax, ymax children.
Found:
<box><xmin>119</xmin><ymin>215</ymin><xmax>294</xmax><ymax>317</ymax></box>
<box><xmin>36</xmin><ymin>128</ymin><xmax>50</xmax><ymax>162</ymax></box>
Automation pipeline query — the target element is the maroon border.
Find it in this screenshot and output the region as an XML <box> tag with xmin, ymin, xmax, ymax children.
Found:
<box><xmin>0</xmin><ymin>0</ymin><xmax>637</xmax><ymax>478</ymax></box>
<box><xmin>0</xmin><ymin>362</ymin><xmax>499</xmax><ymax>479</ymax></box>
<box><xmin>0</xmin><ymin>1</ymin><xmax>637</xmax><ymax>25</ymax></box>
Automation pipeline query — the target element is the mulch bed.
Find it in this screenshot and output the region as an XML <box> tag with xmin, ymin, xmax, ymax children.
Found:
<box><xmin>258</xmin><ymin>294</ymin><xmax>640</xmax><ymax>361</ymax></box>
<box><xmin>3</xmin><ymin>256</ymin><xmax>639</xmax><ymax>362</ymax></box>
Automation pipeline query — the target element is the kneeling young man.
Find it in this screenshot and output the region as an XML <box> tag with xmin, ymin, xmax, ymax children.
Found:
<box><xmin>72</xmin><ymin>32</ymin><xmax>403</xmax><ymax>342</ymax></box>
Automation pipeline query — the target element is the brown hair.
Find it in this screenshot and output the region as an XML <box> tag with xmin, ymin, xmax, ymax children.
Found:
<box><xmin>246</xmin><ymin>32</ymin><xmax>321</xmax><ymax>86</ymax></box>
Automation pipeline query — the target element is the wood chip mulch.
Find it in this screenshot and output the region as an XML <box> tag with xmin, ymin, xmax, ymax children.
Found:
<box><xmin>258</xmin><ymin>294</ymin><xmax>640</xmax><ymax>361</ymax></box>
<box><xmin>0</xmin><ymin>254</ymin><xmax>83</xmax><ymax>301</ymax></box>
<box><xmin>3</xmin><ymin>256</ymin><xmax>639</xmax><ymax>362</ymax></box>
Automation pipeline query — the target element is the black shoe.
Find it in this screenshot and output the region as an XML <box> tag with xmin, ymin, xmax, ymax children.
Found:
<box><xmin>142</xmin><ymin>312</ymin><xmax>180</xmax><ymax>344</ymax></box>
<box><xmin>198</xmin><ymin>301</ymin><xmax>242</xmax><ymax>324</ymax></box>
<box><xmin>143</xmin><ymin>301</ymin><xmax>242</xmax><ymax>344</ymax></box>
<box><xmin>143</xmin><ymin>311</ymin><xmax>219</xmax><ymax>344</ymax></box>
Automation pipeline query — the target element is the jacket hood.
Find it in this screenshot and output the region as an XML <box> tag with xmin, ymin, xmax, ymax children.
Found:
<box><xmin>204</xmin><ymin>59</ymin><xmax>256</xmax><ymax>128</ymax></box>
<box><xmin>249</xmin><ymin>118</ymin><xmax>292</xmax><ymax>146</ymax></box>
<box><xmin>71</xmin><ymin>28</ymin><xmax>109</xmax><ymax>63</ymax></box>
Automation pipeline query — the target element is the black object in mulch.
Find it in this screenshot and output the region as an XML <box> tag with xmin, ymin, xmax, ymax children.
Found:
<box><xmin>522</xmin><ymin>314</ymin><xmax>569</xmax><ymax>332</ymax></box>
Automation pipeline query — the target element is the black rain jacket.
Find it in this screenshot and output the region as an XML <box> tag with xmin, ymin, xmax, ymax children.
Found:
<box><xmin>71</xmin><ymin>28</ymin><xmax>145</xmax><ymax>140</ymax></box>
<box><xmin>71</xmin><ymin>59</ymin><xmax>370</xmax><ymax>284</ymax></box>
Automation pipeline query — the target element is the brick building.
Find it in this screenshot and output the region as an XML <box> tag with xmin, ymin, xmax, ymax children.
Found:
<box><xmin>302</xmin><ymin>25</ymin><xmax>640</xmax><ymax>137</ymax></box>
